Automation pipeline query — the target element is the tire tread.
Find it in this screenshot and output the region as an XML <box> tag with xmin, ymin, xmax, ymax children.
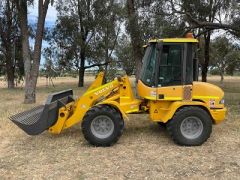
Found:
<box><xmin>167</xmin><ymin>106</ymin><xmax>212</xmax><ymax>146</ymax></box>
<box><xmin>82</xmin><ymin>105</ymin><xmax>124</xmax><ymax>146</ymax></box>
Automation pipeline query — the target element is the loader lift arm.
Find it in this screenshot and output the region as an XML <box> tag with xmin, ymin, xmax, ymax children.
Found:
<box><xmin>10</xmin><ymin>72</ymin><xmax>141</xmax><ymax>135</ymax></box>
<box><xmin>50</xmin><ymin>72</ymin><xmax>142</xmax><ymax>134</ymax></box>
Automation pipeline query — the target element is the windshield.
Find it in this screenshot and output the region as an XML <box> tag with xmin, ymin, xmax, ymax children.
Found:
<box><xmin>140</xmin><ymin>44</ymin><xmax>157</xmax><ymax>87</ymax></box>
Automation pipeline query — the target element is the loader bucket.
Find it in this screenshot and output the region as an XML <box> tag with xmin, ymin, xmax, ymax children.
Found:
<box><xmin>10</xmin><ymin>89</ymin><xmax>74</xmax><ymax>135</ymax></box>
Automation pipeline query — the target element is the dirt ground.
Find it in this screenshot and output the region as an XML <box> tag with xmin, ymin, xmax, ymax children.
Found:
<box><xmin>0</xmin><ymin>76</ymin><xmax>239</xmax><ymax>179</ymax></box>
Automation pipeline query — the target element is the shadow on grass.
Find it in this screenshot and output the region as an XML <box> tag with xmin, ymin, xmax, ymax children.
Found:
<box><xmin>9</xmin><ymin>121</ymin><xmax>173</xmax><ymax>149</ymax></box>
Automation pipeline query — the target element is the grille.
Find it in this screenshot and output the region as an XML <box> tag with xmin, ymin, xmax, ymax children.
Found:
<box><xmin>183</xmin><ymin>86</ymin><xmax>192</xmax><ymax>100</ymax></box>
<box><xmin>10</xmin><ymin>105</ymin><xmax>44</xmax><ymax>125</ymax></box>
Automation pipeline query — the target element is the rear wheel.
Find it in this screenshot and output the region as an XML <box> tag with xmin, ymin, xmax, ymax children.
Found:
<box><xmin>82</xmin><ymin>105</ymin><xmax>124</xmax><ymax>146</ymax></box>
<box><xmin>167</xmin><ymin>106</ymin><xmax>212</xmax><ymax>146</ymax></box>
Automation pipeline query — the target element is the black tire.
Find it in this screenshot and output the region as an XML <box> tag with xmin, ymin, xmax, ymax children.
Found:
<box><xmin>167</xmin><ymin>106</ymin><xmax>212</xmax><ymax>146</ymax></box>
<box><xmin>157</xmin><ymin>122</ymin><xmax>166</xmax><ymax>128</ymax></box>
<box><xmin>82</xmin><ymin>105</ymin><xmax>124</xmax><ymax>146</ymax></box>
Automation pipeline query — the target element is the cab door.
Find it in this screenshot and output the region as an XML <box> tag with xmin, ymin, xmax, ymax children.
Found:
<box><xmin>137</xmin><ymin>43</ymin><xmax>158</xmax><ymax>100</ymax></box>
<box><xmin>156</xmin><ymin>43</ymin><xmax>184</xmax><ymax>101</ymax></box>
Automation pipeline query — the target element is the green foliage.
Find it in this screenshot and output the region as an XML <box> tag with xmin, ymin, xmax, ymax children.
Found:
<box><xmin>225</xmin><ymin>50</ymin><xmax>240</xmax><ymax>75</ymax></box>
<box><xmin>115</xmin><ymin>34</ymin><xmax>135</xmax><ymax>76</ymax></box>
<box><xmin>210</xmin><ymin>36</ymin><xmax>240</xmax><ymax>78</ymax></box>
<box><xmin>0</xmin><ymin>0</ymin><xmax>24</xmax><ymax>85</ymax></box>
<box><xmin>43</xmin><ymin>0</ymin><xmax>240</xmax><ymax>85</ymax></box>
<box><xmin>209</xmin><ymin>68</ymin><xmax>220</xmax><ymax>75</ymax></box>
<box><xmin>46</xmin><ymin>0</ymin><xmax>124</xmax><ymax>85</ymax></box>
<box><xmin>87</xmin><ymin>0</ymin><xmax>123</xmax><ymax>67</ymax></box>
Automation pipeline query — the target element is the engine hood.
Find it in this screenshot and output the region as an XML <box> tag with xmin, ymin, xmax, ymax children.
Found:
<box><xmin>192</xmin><ymin>81</ymin><xmax>224</xmax><ymax>108</ymax></box>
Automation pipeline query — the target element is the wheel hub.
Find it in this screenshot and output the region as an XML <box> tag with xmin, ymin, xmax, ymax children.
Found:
<box><xmin>90</xmin><ymin>115</ymin><xmax>114</xmax><ymax>139</ymax></box>
<box><xmin>180</xmin><ymin>116</ymin><xmax>203</xmax><ymax>139</ymax></box>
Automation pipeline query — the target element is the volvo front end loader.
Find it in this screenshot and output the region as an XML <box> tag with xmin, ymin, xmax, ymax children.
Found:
<box><xmin>10</xmin><ymin>35</ymin><xmax>226</xmax><ymax>146</ymax></box>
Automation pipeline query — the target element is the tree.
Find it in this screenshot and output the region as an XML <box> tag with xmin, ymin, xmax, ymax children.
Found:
<box><xmin>225</xmin><ymin>51</ymin><xmax>240</xmax><ymax>76</ymax></box>
<box><xmin>126</xmin><ymin>0</ymin><xmax>144</xmax><ymax>81</ymax></box>
<box><xmin>211</xmin><ymin>36</ymin><xmax>240</xmax><ymax>83</ymax></box>
<box><xmin>125</xmin><ymin>0</ymin><xmax>187</xmax><ymax>81</ymax></box>
<box><xmin>115</xmin><ymin>34</ymin><xmax>135</xmax><ymax>76</ymax></box>
<box><xmin>0</xmin><ymin>0</ymin><xmax>18</xmax><ymax>88</ymax></box>
<box><xmin>47</xmin><ymin>15</ymin><xmax>81</xmax><ymax>75</ymax></box>
<box><xmin>88</xmin><ymin>0</ymin><xmax>123</xmax><ymax>79</ymax></box>
<box><xmin>52</xmin><ymin>0</ymin><xmax>122</xmax><ymax>87</ymax></box>
<box><xmin>164</xmin><ymin>0</ymin><xmax>240</xmax><ymax>82</ymax></box>
<box><xmin>55</xmin><ymin>0</ymin><xmax>99</xmax><ymax>87</ymax></box>
<box><xmin>13</xmin><ymin>0</ymin><xmax>51</xmax><ymax>103</ymax></box>
<box><xmin>0</xmin><ymin>52</ymin><xmax>4</xmax><ymax>76</ymax></box>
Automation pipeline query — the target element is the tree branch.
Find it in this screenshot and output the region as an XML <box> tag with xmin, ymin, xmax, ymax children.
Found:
<box><xmin>85</xmin><ymin>61</ymin><xmax>111</xmax><ymax>69</ymax></box>
<box><xmin>165</xmin><ymin>0</ymin><xmax>240</xmax><ymax>35</ymax></box>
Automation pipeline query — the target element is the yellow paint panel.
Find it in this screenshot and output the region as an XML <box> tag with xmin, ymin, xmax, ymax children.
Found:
<box><xmin>210</xmin><ymin>108</ymin><xmax>227</xmax><ymax>124</ymax></box>
<box><xmin>86</xmin><ymin>72</ymin><xmax>104</xmax><ymax>92</ymax></box>
<box><xmin>49</xmin><ymin>102</ymin><xmax>74</xmax><ymax>134</ymax></box>
<box><xmin>145</xmin><ymin>96</ymin><xmax>157</xmax><ymax>100</ymax></box>
<box><xmin>164</xmin><ymin>97</ymin><xmax>182</xmax><ymax>100</ymax></box>
<box><xmin>193</xmin><ymin>96</ymin><xmax>220</xmax><ymax>99</ymax></box>
<box><xmin>100</xmin><ymin>101</ymin><xmax>129</xmax><ymax>120</ymax></box>
<box><xmin>148</xmin><ymin>38</ymin><xmax>198</xmax><ymax>43</ymax></box>
<box><xmin>149</xmin><ymin>101</ymin><xmax>209</xmax><ymax>123</ymax></box>
<box><xmin>192</xmin><ymin>81</ymin><xmax>224</xmax><ymax>108</ymax></box>
<box><xmin>156</xmin><ymin>86</ymin><xmax>183</xmax><ymax>101</ymax></box>
<box><xmin>137</xmin><ymin>80</ymin><xmax>157</xmax><ymax>100</ymax></box>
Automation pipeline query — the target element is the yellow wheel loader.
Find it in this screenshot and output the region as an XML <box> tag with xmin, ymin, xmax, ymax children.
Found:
<box><xmin>10</xmin><ymin>35</ymin><xmax>226</xmax><ymax>146</ymax></box>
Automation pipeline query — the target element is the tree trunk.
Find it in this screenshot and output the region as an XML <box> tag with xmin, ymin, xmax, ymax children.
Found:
<box><xmin>26</xmin><ymin>1</ymin><xmax>49</xmax><ymax>103</ymax></box>
<box><xmin>5</xmin><ymin>50</ymin><xmax>15</xmax><ymax>88</ymax></box>
<box><xmin>126</xmin><ymin>0</ymin><xmax>143</xmax><ymax>81</ymax></box>
<box><xmin>15</xmin><ymin>0</ymin><xmax>50</xmax><ymax>103</ymax></box>
<box><xmin>201</xmin><ymin>32</ymin><xmax>211</xmax><ymax>82</ymax></box>
<box><xmin>201</xmin><ymin>65</ymin><xmax>208</xmax><ymax>82</ymax></box>
<box><xmin>220</xmin><ymin>67</ymin><xmax>224</xmax><ymax>84</ymax></box>
<box><xmin>17</xmin><ymin>1</ymin><xmax>34</xmax><ymax>103</ymax></box>
<box><xmin>220</xmin><ymin>72</ymin><xmax>224</xmax><ymax>84</ymax></box>
<box><xmin>78</xmin><ymin>52</ymin><xmax>85</xmax><ymax>87</ymax></box>
<box><xmin>6</xmin><ymin>67</ymin><xmax>15</xmax><ymax>88</ymax></box>
<box><xmin>77</xmin><ymin>0</ymin><xmax>89</xmax><ymax>87</ymax></box>
<box><xmin>78</xmin><ymin>67</ymin><xmax>85</xmax><ymax>87</ymax></box>
<box><xmin>104</xmin><ymin>48</ymin><xmax>109</xmax><ymax>79</ymax></box>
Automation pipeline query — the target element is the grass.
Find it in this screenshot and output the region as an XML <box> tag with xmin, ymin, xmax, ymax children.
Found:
<box><xmin>0</xmin><ymin>75</ymin><xmax>239</xmax><ymax>179</ymax></box>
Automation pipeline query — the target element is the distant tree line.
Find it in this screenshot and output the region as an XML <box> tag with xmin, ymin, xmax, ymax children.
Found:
<box><xmin>0</xmin><ymin>0</ymin><xmax>240</xmax><ymax>103</ymax></box>
<box><xmin>209</xmin><ymin>36</ymin><xmax>240</xmax><ymax>83</ymax></box>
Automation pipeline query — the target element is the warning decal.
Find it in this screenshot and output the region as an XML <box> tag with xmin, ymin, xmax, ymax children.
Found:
<box><xmin>209</xmin><ymin>99</ymin><xmax>215</xmax><ymax>108</ymax></box>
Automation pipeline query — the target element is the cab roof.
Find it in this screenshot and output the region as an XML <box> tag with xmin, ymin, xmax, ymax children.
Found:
<box><xmin>148</xmin><ymin>38</ymin><xmax>198</xmax><ymax>43</ymax></box>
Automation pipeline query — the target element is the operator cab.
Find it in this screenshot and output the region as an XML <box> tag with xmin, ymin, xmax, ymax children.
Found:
<box><xmin>138</xmin><ymin>35</ymin><xmax>199</xmax><ymax>100</ymax></box>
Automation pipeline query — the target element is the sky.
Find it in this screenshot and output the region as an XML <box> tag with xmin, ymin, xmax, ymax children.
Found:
<box><xmin>28</xmin><ymin>3</ymin><xmax>58</xmax><ymax>65</ymax></box>
<box><xmin>28</xmin><ymin>2</ymin><xmax>57</xmax><ymax>27</ymax></box>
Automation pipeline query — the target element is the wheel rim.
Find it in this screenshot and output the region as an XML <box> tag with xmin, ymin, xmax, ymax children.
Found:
<box><xmin>180</xmin><ymin>116</ymin><xmax>203</xmax><ymax>139</ymax></box>
<box><xmin>90</xmin><ymin>115</ymin><xmax>114</xmax><ymax>139</ymax></box>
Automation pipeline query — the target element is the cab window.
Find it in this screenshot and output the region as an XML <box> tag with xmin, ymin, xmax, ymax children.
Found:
<box><xmin>158</xmin><ymin>45</ymin><xmax>182</xmax><ymax>87</ymax></box>
<box><xmin>140</xmin><ymin>44</ymin><xmax>157</xmax><ymax>87</ymax></box>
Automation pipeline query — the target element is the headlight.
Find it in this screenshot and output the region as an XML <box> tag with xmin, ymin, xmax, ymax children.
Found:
<box><xmin>219</xmin><ymin>98</ymin><xmax>225</xmax><ymax>104</ymax></box>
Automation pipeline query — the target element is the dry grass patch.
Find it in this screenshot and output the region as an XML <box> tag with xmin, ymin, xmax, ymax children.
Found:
<box><xmin>0</xmin><ymin>76</ymin><xmax>239</xmax><ymax>179</ymax></box>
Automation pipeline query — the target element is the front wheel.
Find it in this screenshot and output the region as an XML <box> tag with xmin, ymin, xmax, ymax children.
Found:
<box><xmin>167</xmin><ymin>106</ymin><xmax>212</xmax><ymax>146</ymax></box>
<box><xmin>82</xmin><ymin>105</ymin><xmax>124</xmax><ymax>147</ymax></box>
